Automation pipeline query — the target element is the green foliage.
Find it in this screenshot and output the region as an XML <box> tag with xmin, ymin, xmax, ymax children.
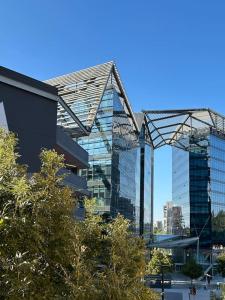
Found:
<box><xmin>221</xmin><ymin>283</ymin><xmax>225</xmax><ymax>299</ymax></box>
<box><xmin>146</xmin><ymin>249</ymin><xmax>173</xmax><ymax>275</ymax></box>
<box><xmin>217</xmin><ymin>253</ymin><xmax>225</xmax><ymax>277</ymax></box>
<box><xmin>182</xmin><ymin>259</ymin><xmax>202</xmax><ymax>280</ymax></box>
<box><xmin>0</xmin><ymin>129</ymin><xmax>159</xmax><ymax>300</ymax></box>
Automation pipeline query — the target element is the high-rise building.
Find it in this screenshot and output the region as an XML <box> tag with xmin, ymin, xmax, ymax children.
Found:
<box><xmin>163</xmin><ymin>201</ymin><xmax>173</xmax><ymax>234</ymax></box>
<box><xmin>144</xmin><ymin>109</ymin><xmax>225</xmax><ymax>266</ymax></box>
<box><xmin>163</xmin><ymin>201</ymin><xmax>182</xmax><ymax>234</ymax></box>
<box><xmin>46</xmin><ymin>62</ymin><xmax>153</xmax><ymax>235</ymax></box>
<box><xmin>154</xmin><ymin>220</ymin><xmax>163</xmax><ymax>232</ymax></box>
<box><xmin>173</xmin><ymin>128</ymin><xmax>225</xmax><ymax>251</ymax></box>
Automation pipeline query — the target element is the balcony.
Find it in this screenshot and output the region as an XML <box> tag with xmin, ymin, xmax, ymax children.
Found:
<box><xmin>56</xmin><ymin>126</ymin><xmax>89</xmax><ymax>169</ymax></box>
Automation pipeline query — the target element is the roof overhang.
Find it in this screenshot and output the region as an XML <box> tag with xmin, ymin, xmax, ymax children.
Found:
<box><xmin>45</xmin><ymin>61</ymin><xmax>139</xmax><ymax>138</ymax></box>
<box><xmin>143</xmin><ymin>108</ymin><xmax>225</xmax><ymax>150</ymax></box>
<box><xmin>0</xmin><ymin>66</ymin><xmax>58</xmax><ymax>101</ymax></box>
<box><xmin>148</xmin><ymin>236</ymin><xmax>199</xmax><ymax>249</ymax></box>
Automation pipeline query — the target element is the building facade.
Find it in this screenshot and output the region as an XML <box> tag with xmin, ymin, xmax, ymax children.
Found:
<box><xmin>163</xmin><ymin>201</ymin><xmax>182</xmax><ymax>235</ymax></box>
<box><xmin>172</xmin><ymin>128</ymin><xmax>225</xmax><ymax>261</ymax></box>
<box><xmin>0</xmin><ymin>66</ymin><xmax>89</xmax><ymax>197</ymax></box>
<box><xmin>163</xmin><ymin>201</ymin><xmax>173</xmax><ymax>234</ymax></box>
<box><xmin>46</xmin><ymin>62</ymin><xmax>153</xmax><ymax>235</ymax></box>
<box><xmin>143</xmin><ymin>109</ymin><xmax>225</xmax><ymax>267</ymax></box>
<box><xmin>154</xmin><ymin>220</ymin><xmax>163</xmax><ymax>232</ymax></box>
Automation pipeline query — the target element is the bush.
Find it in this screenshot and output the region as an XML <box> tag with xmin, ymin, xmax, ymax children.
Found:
<box><xmin>182</xmin><ymin>259</ymin><xmax>202</xmax><ymax>284</ymax></box>
<box><xmin>0</xmin><ymin>129</ymin><xmax>159</xmax><ymax>300</ymax></box>
<box><xmin>217</xmin><ymin>253</ymin><xmax>225</xmax><ymax>277</ymax></box>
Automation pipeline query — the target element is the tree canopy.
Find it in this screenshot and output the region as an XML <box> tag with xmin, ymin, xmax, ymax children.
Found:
<box><xmin>217</xmin><ymin>253</ymin><xmax>225</xmax><ymax>277</ymax></box>
<box><xmin>0</xmin><ymin>129</ymin><xmax>158</xmax><ymax>300</ymax></box>
<box><xmin>182</xmin><ymin>259</ymin><xmax>202</xmax><ymax>281</ymax></box>
<box><xmin>146</xmin><ymin>249</ymin><xmax>173</xmax><ymax>275</ymax></box>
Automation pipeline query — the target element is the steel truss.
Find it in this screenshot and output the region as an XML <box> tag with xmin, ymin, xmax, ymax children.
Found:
<box><xmin>142</xmin><ymin>108</ymin><xmax>225</xmax><ymax>150</ymax></box>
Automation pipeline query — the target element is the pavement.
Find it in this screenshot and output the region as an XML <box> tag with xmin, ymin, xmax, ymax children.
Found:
<box><xmin>153</xmin><ymin>273</ymin><xmax>225</xmax><ymax>299</ymax></box>
<box><xmin>160</xmin><ymin>288</ymin><xmax>211</xmax><ymax>300</ymax></box>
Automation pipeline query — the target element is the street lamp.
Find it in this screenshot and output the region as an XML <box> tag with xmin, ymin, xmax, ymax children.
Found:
<box><xmin>156</xmin><ymin>263</ymin><xmax>170</xmax><ymax>300</ymax></box>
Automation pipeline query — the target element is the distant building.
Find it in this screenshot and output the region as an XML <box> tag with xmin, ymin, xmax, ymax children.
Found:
<box><xmin>154</xmin><ymin>220</ymin><xmax>163</xmax><ymax>232</ymax></box>
<box><xmin>163</xmin><ymin>201</ymin><xmax>173</xmax><ymax>233</ymax></box>
<box><xmin>163</xmin><ymin>201</ymin><xmax>182</xmax><ymax>234</ymax></box>
<box><xmin>171</xmin><ymin>205</ymin><xmax>183</xmax><ymax>235</ymax></box>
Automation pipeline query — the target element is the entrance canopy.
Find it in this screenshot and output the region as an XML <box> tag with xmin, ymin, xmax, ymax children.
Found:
<box><xmin>143</xmin><ymin>108</ymin><xmax>225</xmax><ymax>150</ymax></box>
<box><xmin>147</xmin><ymin>236</ymin><xmax>199</xmax><ymax>249</ymax></box>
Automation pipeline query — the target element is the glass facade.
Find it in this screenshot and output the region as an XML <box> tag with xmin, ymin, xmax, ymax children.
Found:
<box><xmin>77</xmin><ymin>88</ymin><xmax>113</xmax><ymax>212</ymax></box>
<box><xmin>144</xmin><ymin>144</ymin><xmax>152</xmax><ymax>234</ymax></box>
<box><xmin>48</xmin><ymin>62</ymin><xmax>153</xmax><ymax>235</ymax></box>
<box><xmin>77</xmin><ymin>82</ymin><xmax>148</xmax><ymax>232</ymax></box>
<box><xmin>111</xmin><ymin>87</ymin><xmax>140</xmax><ymax>228</ymax></box>
<box><xmin>172</xmin><ymin>145</ymin><xmax>190</xmax><ymax>235</ymax></box>
<box><xmin>210</xmin><ymin>133</ymin><xmax>225</xmax><ymax>246</ymax></box>
<box><xmin>139</xmin><ymin>125</ymin><xmax>152</xmax><ymax>235</ymax></box>
<box><xmin>173</xmin><ymin>130</ymin><xmax>225</xmax><ymax>251</ymax></box>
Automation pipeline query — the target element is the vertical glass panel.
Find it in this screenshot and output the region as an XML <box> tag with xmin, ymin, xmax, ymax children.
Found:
<box><xmin>209</xmin><ymin>134</ymin><xmax>225</xmax><ymax>246</ymax></box>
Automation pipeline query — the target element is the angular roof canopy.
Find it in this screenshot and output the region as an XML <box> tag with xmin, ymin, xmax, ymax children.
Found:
<box><xmin>148</xmin><ymin>236</ymin><xmax>199</xmax><ymax>249</ymax></box>
<box><xmin>143</xmin><ymin>108</ymin><xmax>225</xmax><ymax>150</ymax></box>
<box><xmin>46</xmin><ymin>62</ymin><xmax>138</xmax><ymax>137</ymax></box>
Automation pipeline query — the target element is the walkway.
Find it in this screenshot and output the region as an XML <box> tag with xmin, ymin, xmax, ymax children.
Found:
<box><xmin>163</xmin><ymin>288</ymin><xmax>210</xmax><ymax>300</ymax></box>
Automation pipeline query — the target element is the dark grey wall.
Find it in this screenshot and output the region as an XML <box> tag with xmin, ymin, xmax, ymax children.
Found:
<box><xmin>0</xmin><ymin>66</ymin><xmax>57</xmax><ymax>95</ymax></box>
<box><xmin>0</xmin><ymin>82</ymin><xmax>57</xmax><ymax>172</ymax></box>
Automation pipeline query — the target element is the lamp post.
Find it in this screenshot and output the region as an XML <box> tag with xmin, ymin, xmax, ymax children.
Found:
<box><xmin>157</xmin><ymin>263</ymin><xmax>170</xmax><ymax>300</ymax></box>
<box><xmin>196</xmin><ymin>236</ymin><xmax>199</xmax><ymax>264</ymax></box>
<box><xmin>161</xmin><ymin>264</ymin><xmax>165</xmax><ymax>300</ymax></box>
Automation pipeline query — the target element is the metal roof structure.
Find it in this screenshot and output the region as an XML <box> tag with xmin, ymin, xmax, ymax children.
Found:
<box><xmin>46</xmin><ymin>62</ymin><xmax>138</xmax><ymax>138</ymax></box>
<box><xmin>143</xmin><ymin>108</ymin><xmax>225</xmax><ymax>150</ymax></box>
<box><xmin>148</xmin><ymin>236</ymin><xmax>199</xmax><ymax>249</ymax></box>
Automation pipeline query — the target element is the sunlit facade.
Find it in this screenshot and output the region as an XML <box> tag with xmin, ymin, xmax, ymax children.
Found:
<box><xmin>172</xmin><ymin>129</ymin><xmax>225</xmax><ymax>251</ymax></box>
<box><xmin>77</xmin><ymin>87</ymin><xmax>140</xmax><ymax>229</ymax></box>
<box><xmin>46</xmin><ymin>62</ymin><xmax>152</xmax><ymax>235</ymax></box>
<box><xmin>138</xmin><ymin>122</ymin><xmax>153</xmax><ymax>235</ymax></box>
<box><xmin>210</xmin><ymin>132</ymin><xmax>225</xmax><ymax>246</ymax></box>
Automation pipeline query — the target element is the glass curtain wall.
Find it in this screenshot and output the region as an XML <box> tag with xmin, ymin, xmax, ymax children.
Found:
<box><xmin>77</xmin><ymin>83</ymin><xmax>141</xmax><ymax>230</ymax></box>
<box><xmin>139</xmin><ymin>124</ymin><xmax>152</xmax><ymax>236</ymax></box>
<box><xmin>172</xmin><ymin>145</ymin><xmax>190</xmax><ymax>236</ymax></box>
<box><xmin>78</xmin><ymin>89</ymin><xmax>113</xmax><ymax>213</ymax></box>
<box><xmin>173</xmin><ymin>130</ymin><xmax>225</xmax><ymax>250</ymax></box>
<box><xmin>209</xmin><ymin>132</ymin><xmax>225</xmax><ymax>247</ymax></box>
<box><xmin>111</xmin><ymin>88</ymin><xmax>140</xmax><ymax>229</ymax></box>
<box><xmin>189</xmin><ymin>133</ymin><xmax>211</xmax><ymax>249</ymax></box>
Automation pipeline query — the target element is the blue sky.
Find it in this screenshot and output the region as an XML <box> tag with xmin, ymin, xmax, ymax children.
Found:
<box><xmin>1</xmin><ymin>0</ymin><xmax>225</xmax><ymax>220</ymax></box>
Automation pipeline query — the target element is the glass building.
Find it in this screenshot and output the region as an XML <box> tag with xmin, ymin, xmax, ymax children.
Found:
<box><xmin>172</xmin><ymin>131</ymin><xmax>211</xmax><ymax>246</ymax></box>
<box><xmin>137</xmin><ymin>115</ymin><xmax>153</xmax><ymax>235</ymax></box>
<box><xmin>144</xmin><ymin>109</ymin><xmax>225</xmax><ymax>263</ymax></box>
<box><xmin>46</xmin><ymin>62</ymin><xmax>152</xmax><ymax>236</ymax></box>
<box><xmin>172</xmin><ymin>129</ymin><xmax>225</xmax><ymax>263</ymax></box>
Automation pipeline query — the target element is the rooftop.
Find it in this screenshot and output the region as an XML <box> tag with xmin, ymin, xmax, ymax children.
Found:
<box><xmin>143</xmin><ymin>108</ymin><xmax>225</xmax><ymax>150</ymax></box>
<box><xmin>0</xmin><ymin>66</ymin><xmax>58</xmax><ymax>99</ymax></box>
<box><xmin>45</xmin><ymin>62</ymin><xmax>139</xmax><ymax>137</ymax></box>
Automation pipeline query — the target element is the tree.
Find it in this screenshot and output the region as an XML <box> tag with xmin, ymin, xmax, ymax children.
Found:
<box><xmin>217</xmin><ymin>253</ymin><xmax>225</xmax><ymax>277</ymax></box>
<box><xmin>0</xmin><ymin>129</ymin><xmax>159</xmax><ymax>300</ymax></box>
<box><xmin>212</xmin><ymin>211</ymin><xmax>225</xmax><ymax>245</ymax></box>
<box><xmin>182</xmin><ymin>259</ymin><xmax>202</xmax><ymax>284</ymax></box>
<box><xmin>146</xmin><ymin>249</ymin><xmax>173</xmax><ymax>275</ymax></box>
<box><xmin>0</xmin><ymin>130</ymin><xmax>84</xmax><ymax>299</ymax></box>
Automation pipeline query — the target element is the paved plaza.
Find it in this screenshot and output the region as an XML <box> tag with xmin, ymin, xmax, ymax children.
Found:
<box><xmin>154</xmin><ymin>275</ymin><xmax>224</xmax><ymax>300</ymax></box>
<box><xmin>163</xmin><ymin>288</ymin><xmax>211</xmax><ymax>300</ymax></box>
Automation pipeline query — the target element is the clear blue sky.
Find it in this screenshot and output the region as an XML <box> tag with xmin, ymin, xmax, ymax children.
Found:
<box><xmin>1</xmin><ymin>0</ymin><xmax>225</xmax><ymax>221</ymax></box>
